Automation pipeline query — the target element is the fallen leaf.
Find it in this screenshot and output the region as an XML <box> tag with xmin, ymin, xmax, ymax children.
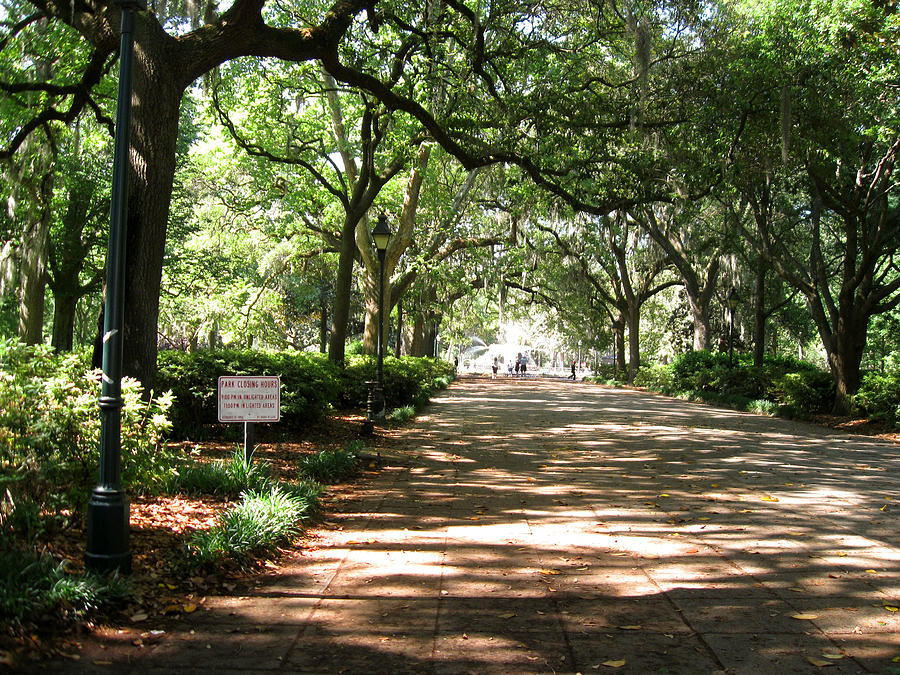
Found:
<box><xmin>836</xmin><ymin>552</ymin><xmax>848</xmax><ymax>557</ymax></box>
<box><xmin>183</xmin><ymin>603</ymin><xmax>198</xmax><ymax>613</ymax></box>
<box><xmin>129</xmin><ymin>612</ymin><xmax>148</xmax><ymax>622</ymax></box>
<box><xmin>884</xmin><ymin>606</ymin><xmax>899</xmax><ymax>612</ymax></box>
<box><xmin>539</xmin><ymin>569</ymin><xmax>561</xmax><ymax>575</ymax></box>
<box><xmin>807</xmin><ymin>656</ymin><xmax>834</xmax><ymax>667</ymax></box>
<box><xmin>821</xmin><ymin>653</ymin><xmax>844</xmax><ymax>660</ymax></box>
<box><xmin>498</xmin><ymin>613</ymin><xmax>516</xmax><ymax>619</ymax></box>
<box><xmin>866</xmin><ymin>569</ymin><xmax>878</xmax><ymax>574</ymax></box>
<box><xmin>617</xmin><ymin>625</ymin><xmax>641</xmax><ymax>630</ymax></box>
<box><xmin>602</xmin><ymin>660</ymin><xmax>626</xmax><ymax>668</ymax></box>
<box><xmin>792</xmin><ymin>613</ymin><xmax>819</xmax><ymax>620</ymax></box>
<box><xmin>761</xmin><ymin>496</ymin><xmax>780</xmax><ymax>502</ymax></box>
<box><xmin>163</xmin><ymin>604</ymin><xmax>182</xmax><ymax>615</ymax></box>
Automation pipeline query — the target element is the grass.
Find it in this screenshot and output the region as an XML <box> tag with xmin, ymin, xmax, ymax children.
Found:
<box><xmin>388</xmin><ymin>404</ymin><xmax>416</xmax><ymax>424</ymax></box>
<box><xmin>188</xmin><ymin>485</ymin><xmax>319</xmax><ymax>569</ymax></box>
<box><xmin>297</xmin><ymin>442</ymin><xmax>362</xmax><ymax>483</ymax></box>
<box><xmin>170</xmin><ymin>446</ymin><xmax>272</xmax><ymax>496</ymax></box>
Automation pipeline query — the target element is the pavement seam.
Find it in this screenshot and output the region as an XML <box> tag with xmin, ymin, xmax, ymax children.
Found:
<box><xmin>277</xmin><ymin>457</ymin><xmax>411</xmax><ymax>671</ymax></box>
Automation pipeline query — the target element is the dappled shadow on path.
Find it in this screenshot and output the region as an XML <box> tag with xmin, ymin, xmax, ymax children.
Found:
<box><xmin>46</xmin><ymin>379</ymin><xmax>900</xmax><ymax>674</ymax></box>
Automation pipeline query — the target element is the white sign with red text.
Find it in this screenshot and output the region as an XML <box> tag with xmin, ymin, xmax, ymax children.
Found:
<box><xmin>217</xmin><ymin>376</ymin><xmax>281</xmax><ymax>422</ymax></box>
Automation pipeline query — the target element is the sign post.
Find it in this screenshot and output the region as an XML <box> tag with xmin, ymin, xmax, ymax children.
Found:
<box><xmin>217</xmin><ymin>376</ymin><xmax>281</xmax><ymax>462</ymax></box>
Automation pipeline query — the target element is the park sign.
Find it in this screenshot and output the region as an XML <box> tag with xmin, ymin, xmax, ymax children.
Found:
<box><xmin>217</xmin><ymin>376</ymin><xmax>281</xmax><ymax>423</ymax></box>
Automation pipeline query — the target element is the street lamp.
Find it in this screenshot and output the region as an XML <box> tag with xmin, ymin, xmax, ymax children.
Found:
<box><xmin>85</xmin><ymin>0</ymin><xmax>146</xmax><ymax>574</ymax></box>
<box><xmin>371</xmin><ymin>213</ymin><xmax>391</xmax><ymax>421</ymax></box>
<box><xmin>726</xmin><ymin>288</ymin><xmax>738</xmax><ymax>368</ymax></box>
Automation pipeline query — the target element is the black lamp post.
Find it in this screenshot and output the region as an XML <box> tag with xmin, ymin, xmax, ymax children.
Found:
<box><xmin>371</xmin><ymin>213</ymin><xmax>391</xmax><ymax>421</ymax></box>
<box><xmin>727</xmin><ymin>288</ymin><xmax>738</xmax><ymax>368</ymax></box>
<box><xmin>85</xmin><ymin>0</ymin><xmax>145</xmax><ymax>574</ymax></box>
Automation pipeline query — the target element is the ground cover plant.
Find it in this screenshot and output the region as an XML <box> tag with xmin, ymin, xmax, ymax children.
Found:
<box><xmin>297</xmin><ymin>441</ymin><xmax>363</xmax><ymax>483</ymax></box>
<box><xmin>187</xmin><ymin>482</ymin><xmax>322</xmax><ymax>569</ymax></box>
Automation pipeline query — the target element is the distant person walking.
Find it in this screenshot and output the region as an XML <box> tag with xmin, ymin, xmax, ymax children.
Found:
<box><xmin>507</xmin><ymin>360</ymin><xmax>513</xmax><ymax>377</ymax></box>
<box><xmin>570</xmin><ymin>359</ymin><xmax>577</xmax><ymax>380</ymax></box>
<box><xmin>514</xmin><ymin>355</ymin><xmax>521</xmax><ymax>377</ymax></box>
<box><xmin>492</xmin><ymin>358</ymin><xmax>498</xmax><ymax>379</ymax></box>
<box><xmin>520</xmin><ymin>357</ymin><xmax>527</xmax><ymax>377</ymax></box>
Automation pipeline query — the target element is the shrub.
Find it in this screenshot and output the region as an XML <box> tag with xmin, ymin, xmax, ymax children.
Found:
<box><xmin>670</xmin><ymin>350</ymin><xmax>732</xmax><ymax>393</ymax></box>
<box><xmin>665</xmin><ymin>350</ymin><xmax>834</xmax><ymax>416</ymax></box>
<box><xmin>855</xmin><ymin>369</ymin><xmax>900</xmax><ymax>426</ymax></box>
<box><xmin>747</xmin><ymin>399</ymin><xmax>778</xmax><ymax>415</ymax></box>
<box><xmin>340</xmin><ymin>355</ymin><xmax>455</xmax><ymax>409</ymax></box>
<box><xmin>774</xmin><ymin>370</ymin><xmax>834</xmax><ymax>414</ymax></box>
<box><xmin>0</xmin><ymin>550</ymin><xmax>130</xmax><ymax>628</ymax></box>
<box><xmin>297</xmin><ymin>443</ymin><xmax>361</xmax><ymax>483</ymax></box>
<box><xmin>388</xmin><ymin>405</ymin><xmax>416</xmax><ymax>424</ymax></box>
<box><xmin>188</xmin><ymin>486</ymin><xmax>316</xmax><ymax>568</ymax></box>
<box><xmin>157</xmin><ymin>349</ymin><xmax>342</xmax><ymax>437</ymax></box>
<box><xmin>0</xmin><ymin>339</ymin><xmax>174</xmax><ymax>537</ymax></box>
<box><xmin>633</xmin><ymin>364</ymin><xmax>674</xmax><ymax>392</ymax></box>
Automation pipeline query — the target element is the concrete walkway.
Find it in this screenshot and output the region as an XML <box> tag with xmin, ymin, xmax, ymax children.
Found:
<box><xmin>57</xmin><ymin>379</ymin><xmax>900</xmax><ymax>673</ymax></box>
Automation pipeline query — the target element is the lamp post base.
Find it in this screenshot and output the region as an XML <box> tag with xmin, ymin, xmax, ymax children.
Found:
<box><xmin>85</xmin><ymin>487</ymin><xmax>131</xmax><ymax>574</ymax></box>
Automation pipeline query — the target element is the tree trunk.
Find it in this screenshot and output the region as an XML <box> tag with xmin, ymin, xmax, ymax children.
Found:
<box><xmin>328</xmin><ymin>211</ymin><xmax>361</xmax><ymax>365</ymax></box>
<box><xmin>394</xmin><ymin>299</ymin><xmax>403</xmax><ymax>357</ymax></box>
<box><xmin>51</xmin><ymin>294</ymin><xmax>78</xmax><ymax>352</ymax></box>
<box><xmin>410</xmin><ymin>315</ymin><xmax>426</xmax><ymax>356</ymax></box>
<box><xmin>687</xmin><ymin>296</ymin><xmax>711</xmax><ymax>351</ymax></box>
<box><xmin>17</xmin><ymin>165</ymin><xmax>54</xmax><ymax>346</ymax></box>
<box><xmin>116</xmin><ymin>50</ymin><xmax>183</xmax><ymax>391</ymax></box>
<box><xmin>613</xmin><ymin>313</ymin><xmax>626</xmax><ymax>376</ymax></box>
<box><xmin>752</xmin><ymin>259</ymin><xmax>766</xmax><ymax>367</ymax></box>
<box><xmin>627</xmin><ymin>303</ymin><xmax>640</xmax><ymax>384</ymax></box>
<box><xmin>319</xmin><ymin>290</ymin><xmax>328</xmax><ymax>354</ymax></box>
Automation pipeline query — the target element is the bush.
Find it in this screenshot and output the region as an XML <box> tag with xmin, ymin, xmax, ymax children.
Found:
<box><xmin>0</xmin><ymin>550</ymin><xmax>130</xmax><ymax>628</ymax></box>
<box><xmin>747</xmin><ymin>399</ymin><xmax>778</xmax><ymax>415</ymax></box>
<box><xmin>157</xmin><ymin>349</ymin><xmax>342</xmax><ymax>438</ymax></box>
<box><xmin>388</xmin><ymin>405</ymin><xmax>416</xmax><ymax>424</ymax></box>
<box><xmin>188</xmin><ymin>486</ymin><xmax>316</xmax><ymax>568</ymax></box>
<box><xmin>855</xmin><ymin>369</ymin><xmax>900</xmax><ymax>426</ymax></box>
<box><xmin>297</xmin><ymin>442</ymin><xmax>361</xmax><ymax>483</ymax></box>
<box><xmin>773</xmin><ymin>370</ymin><xmax>834</xmax><ymax>414</ymax></box>
<box><xmin>0</xmin><ymin>339</ymin><xmax>174</xmax><ymax>540</ymax></box>
<box><xmin>633</xmin><ymin>364</ymin><xmax>674</xmax><ymax>392</ymax></box>
<box><xmin>340</xmin><ymin>355</ymin><xmax>455</xmax><ymax>409</ymax></box>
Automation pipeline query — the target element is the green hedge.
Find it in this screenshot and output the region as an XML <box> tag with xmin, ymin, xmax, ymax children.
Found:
<box><xmin>157</xmin><ymin>349</ymin><xmax>342</xmax><ymax>437</ymax></box>
<box><xmin>855</xmin><ymin>369</ymin><xmax>900</xmax><ymax>426</ymax></box>
<box><xmin>340</xmin><ymin>355</ymin><xmax>456</xmax><ymax>409</ymax></box>
<box><xmin>157</xmin><ymin>350</ymin><xmax>455</xmax><ymax>438</ymax></box>
<box><xmin>637</xmin><ymin>350</ymin><xmax>834</xmax><ymax>416</ymax></box>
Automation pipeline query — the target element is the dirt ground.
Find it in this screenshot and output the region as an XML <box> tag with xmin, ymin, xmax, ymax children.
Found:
<box><xmin>22</xmin><ymin>377</ymin><xmax>900</xmax><ymax>673</ymax></box>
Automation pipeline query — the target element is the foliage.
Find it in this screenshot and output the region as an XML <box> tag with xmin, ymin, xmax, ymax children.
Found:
<box><xmin>157</xmin><ymin>349</ymin><xmax>341</xmax><ymax>437</ymax></box>
<box><xmin>0</xmin><ymin>339</ymin><xmax>174</xmax><ymax>540</ymax></box>
<box><xmin>340</xmin><ymin>355</ymin><xmax>456</xmax><ymax>409</ymax></box>
<box><xmin>388</xmin><ymin>405</ymin><xmax>416</xmax><ymax>424</ymax></box>
<box><xmin>855</xmin><ymin>366</ymin><xmax>900</xmax><ymax>427</ymax></box>
<box><xmin>187</xmin><ymin>485</ymin><xmax>317</xmax><ymax>569</ymax></box>
<box><xmin>0</xmin><ymin>550</ymin><xmax>130</xmax><ymax>628</ymax></box>
<box><xmin>170</xmin><ymin>447</ymin><xmax>272</xmax><ymax>497</ymax></box>
<box><xmin>633</xmin><ymin>364</ymin><xmax>674</xmax><ymax>392</ymax></box>
<box><xmin>297</xmin><ymin>442</ymin><xmax>361</xmax><ymax>484</ymax></box>
<box><xmin>647</xmin><ymin>351</ymin><xmax>834</xmax><ymax>416</ymax></box>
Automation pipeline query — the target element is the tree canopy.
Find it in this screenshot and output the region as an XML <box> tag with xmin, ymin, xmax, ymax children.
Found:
<box><xmin>1</xmin><ymin>0</ymin><xmax>898</xmax><ymax>413</ymax></box>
